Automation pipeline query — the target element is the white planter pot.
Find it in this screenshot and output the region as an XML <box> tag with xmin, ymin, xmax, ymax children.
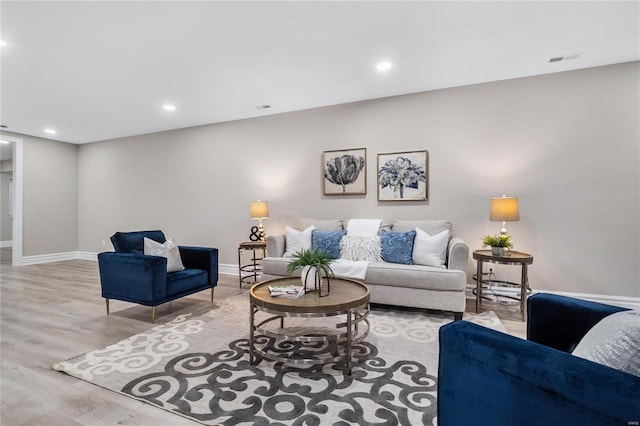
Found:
<box><xmin>491</xmin><ymin>246</ymin><xmax>504</xmax><ymax>256</ymax></box>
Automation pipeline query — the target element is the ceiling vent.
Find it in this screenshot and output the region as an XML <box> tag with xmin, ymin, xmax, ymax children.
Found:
<box><xmin>549</xmin><ymin>53</ymin><xmax>582</xmax><ymax>63</ymax></box>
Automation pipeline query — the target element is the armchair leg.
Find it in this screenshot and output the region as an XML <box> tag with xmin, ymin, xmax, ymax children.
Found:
<box><xmin>105</xmin><ymin>298</ymin><xmax>110</xmax><ymax>315</ymax></box>
<box><xmin>211</xmin><ymin>288</ymin><xmax>215</xmax><ymax>302</ymax></box>
<box><xmin>151</xmin><ymin>306</ymin><xmax>156</xmax><ymax>324</ymax></box>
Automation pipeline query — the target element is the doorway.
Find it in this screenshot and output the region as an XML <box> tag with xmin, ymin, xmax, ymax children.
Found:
<box><xmin>0</xmin><ymin>135</ymin><xmax>23</xmax><ymax>266</ymax></box>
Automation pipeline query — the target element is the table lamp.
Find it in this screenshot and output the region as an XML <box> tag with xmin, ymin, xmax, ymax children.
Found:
<box><xmin>249</xmin><ymin>200</ymin><xmax>269</xmax><ymax>241</ymax></box>
<box><xmin>490</xmin><ymin>195</ymin><xmax>519</xmax><ymax>235</ymax></box>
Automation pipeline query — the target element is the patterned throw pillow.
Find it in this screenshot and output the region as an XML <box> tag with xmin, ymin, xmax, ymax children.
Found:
<box><xmin>339</xmin><ymin>235</ymin><xmax>382</xmax><ymax>262</ymax></box>
<box><xmin>380</xmin><ymin>229</ymin><xmax>416</xmax><ymax>265</ymax></box>
<box><xmin>311</xmin><ymin>229</ymin><xmax>346</xmax><ymax>259</ymax></box>
<box><xmin>573</xmin><ymin>310</ymin><xmax>640</xmax><ymax>377</ymax></box>
<box><xmin>143</xmin><ymin>237</ymin><xmax>185</xmax><ymax>273</ymax></box>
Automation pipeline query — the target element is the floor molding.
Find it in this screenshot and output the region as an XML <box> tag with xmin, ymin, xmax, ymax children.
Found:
<box><xmin>0</xmin><ymin>240</ymin><xmax>13</xmax><ymax>248</ymax></box>
<box><xmin>465</xmin><ymin>285</ymin><xmax>640</xmax><ymax>310</ymax></box>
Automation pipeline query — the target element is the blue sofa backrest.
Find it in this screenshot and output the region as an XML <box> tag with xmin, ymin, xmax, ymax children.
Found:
<box><xmin>111</xmin><ymin>230</ymin><xmax>166</xmax><ymax>253</ymax></box>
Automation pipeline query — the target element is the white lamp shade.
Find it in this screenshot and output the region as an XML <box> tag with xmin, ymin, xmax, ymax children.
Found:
<box><xmin>249</xmin><ymin>201</ymin><xmax>269</xmax><ymax>219</ymax></box>
<box><xmin>490</xmin><ymin>196</ymin><xmax>519</xmax><ymax>222</ymax></box>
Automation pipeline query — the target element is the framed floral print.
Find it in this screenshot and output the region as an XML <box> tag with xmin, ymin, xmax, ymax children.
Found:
<box><xmin>323</xmin><ymin>148</ymin><xmax>367</xmax><ymax>195</ymax></box>
<box><xmin>377</xmin><ymin>150</ymin><xmax>428</xmax><ymax>201</ymax></box>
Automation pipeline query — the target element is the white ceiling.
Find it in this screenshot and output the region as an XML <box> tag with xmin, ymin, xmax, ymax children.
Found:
<box><xmin>1</xmin><ymin>1</ymin><xmax>638</xmax><ymax>145</ymax></box>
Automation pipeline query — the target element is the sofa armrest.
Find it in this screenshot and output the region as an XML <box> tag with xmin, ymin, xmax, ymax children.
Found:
<box><xmin>179</xmin><ymin>246</ymin><xmax>219</xmax><ymax>286</ymax></box>
<box><xmin>98</xmin><ymin>252</ymin><xmax>167</xmax><ymax>304</ymax></box>
<box><xmin>446</xmin><ymin>237</ymin><xmax>468</xmax><ymax>272</ymax></box>
<box><xmin>266</xmin><ymin>234</ymin><xmax>286</xmax><ymax>257</ymax></box>
<box><xmin>438</xmin><ymin>321</ymin><xmax>640</xmax><ymax>426</ymax></box>
<box><xmin>527</xmin><ymin>293</ymin><xmax>628</xmax><ymax>352</ymax></box>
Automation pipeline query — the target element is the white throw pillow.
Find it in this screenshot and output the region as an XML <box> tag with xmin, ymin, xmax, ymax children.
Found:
<box><xmin>143</xmin><ymin>237</ymin><xmax>185</xmax><ymax>273</ymax></box>
<box><xmin>412</xmin><ymin>228</ymin><xmax>449</xmax><ymax>268</ymax></box>
<box><xmin>573</xmin><ymin>309</ymin><xmax>640</xmax><ymax>377</ymax></box>
<box><xmin>339</xmin><ymin>235</ymin><xmax>382</xmax><ymax>262</ymax></box>
<box><xmin>283</xmin><ymin>226</ymin><xmax>315</xmax><ymax>258</ymax></box>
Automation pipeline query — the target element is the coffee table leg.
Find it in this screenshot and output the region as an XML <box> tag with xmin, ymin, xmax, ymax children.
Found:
<box><xmin>346</xmin><ymin>310</ymin><xmax>353</xmax><ymax>375</ymax></box>
<box><xmin>249</xmin><ymin>302</ymin><xmax>255</xmax><ymax>365</ymax></box>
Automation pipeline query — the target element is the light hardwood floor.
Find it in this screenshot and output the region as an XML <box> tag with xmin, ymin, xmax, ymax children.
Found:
<box><xmin>0</xmin><ymin>247</ymin><xmax>525</xmax><ymax>425</ymax></box>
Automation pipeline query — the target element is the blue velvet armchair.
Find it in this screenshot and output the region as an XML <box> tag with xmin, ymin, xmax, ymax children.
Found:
<box><xmin>98</xmin><ymin>230</ymin><xmax>219</xmax><ymax>323</ymax></box>
<box><xmin>438</xmin><ymin>293</ymin><xmax>640</xmax><ymax>425</ymax></box>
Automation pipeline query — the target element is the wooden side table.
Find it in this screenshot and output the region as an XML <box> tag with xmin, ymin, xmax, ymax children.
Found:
<box><xmin>238</xmin><ymin>241</ymin><xmax>267</xmax><ymax>287</ymax></box>
<box><xmin>473</xmin><ymin>249</ymin><xmax>534</xmax><ymax>321</ymax></box>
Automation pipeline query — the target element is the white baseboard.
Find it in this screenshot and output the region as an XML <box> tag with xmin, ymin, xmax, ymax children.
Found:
<box><xmin>22</xmin><ymin>251</ymin><xmax>80</xmax><ymax>265</ymax></box>
<box><xmin>465</xmin><ymin>284</ymin><xmax>640</xmax><ymax>310</ymax></box>
<box><xmin>0</xmin><ymin>240</ymin><xmax>13</xmax><ymax>248</ymax></box>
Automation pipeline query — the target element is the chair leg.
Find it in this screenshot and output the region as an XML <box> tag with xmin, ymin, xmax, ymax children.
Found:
<box><xmin>105</xmin><ymin>298</ymin><xmax>110</xmax><ymax>315</ymax></box>
<box><xmin>151</xmin><ymin>306</ymin><xmax>156</xmax><ymax>324</ymax></box>
<box><xmin>211</xmin><ymin>288</ymin><xmax>215</xmax><ymax>302</ymax></box>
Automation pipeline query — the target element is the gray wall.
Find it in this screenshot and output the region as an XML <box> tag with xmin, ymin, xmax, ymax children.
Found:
<box><xmin>1</xmin><ymin>132</ymin><xmax>79</xmax><ymax>256</ymax></box>
<box><xmin>77</xmin><ymin>62</ymin><xmax>640</xmax><ymax>298</ymax></box>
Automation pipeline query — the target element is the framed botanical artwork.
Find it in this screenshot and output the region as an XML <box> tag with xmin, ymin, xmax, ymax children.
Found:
<box><xmin>377</xmin><ymin>150</ymin><xmax>428</xmax><ymax>201</ymax></box>
<box><xmin>323</xmin><ymin>148</ymin><xmax>367</xmax><ymax>195</ymax></box>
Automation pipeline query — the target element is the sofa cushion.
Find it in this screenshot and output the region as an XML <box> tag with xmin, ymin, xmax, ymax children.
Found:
<box><xmin>413</xmin><ymin>228</ymin><xmax>449</xmax><ymax>268</ymax></box>
<box><xmin>392</xmin><ymin>220</ymin><xmax>452</xmax><ymax>239</ymax></box>
<box><xmin>365</xmin><ymin>262</ymin><xmax>466</xmax><ymax>291</ymax></box>
<box><xmin>283</xmin><ymin>225</ymin><xmax>315</xmax><ymax>258</ymax></box>
<box><xmin>111</xmin><ymin>230</ymin><xmax>166</xmax><ymax>253</ymax></box>
<box><xmin>144</xmin><ymin>237</ymin><xmax>185</xmax><ymax>273</ymax></box>
<box><xmin>300</xmin><ymin>218</ymin><xmax>344</xmax><ymax>231</ymax></box>
<box><xmin>262</xmin><ymin>256</ymin><xmax>295</xmax><ymax>277</ymax></box>
<box><xmin>340</xmin><ymin>235</ymin><xmax>382</xmax><ymax>262</ymax></box>
<box><xmin>311</xmin><ymin>229</ymin><xmax>346</xmax><ymax>259</ymax></box>
<box><xmin>380</xmin><ymin>229</ymin><xmax>416</xmax><ymax>265</ymax></box>
<box><xmin>573</xmin><ymin>310</ymin><xmax>640</xmax><ymax>377</ymax></box>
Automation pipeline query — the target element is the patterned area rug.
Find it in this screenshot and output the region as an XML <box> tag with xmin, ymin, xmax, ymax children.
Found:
<box><xmin>53</xmin><ymin>294</ymin><xmax>505</xmax><ymax>425</ymax></box>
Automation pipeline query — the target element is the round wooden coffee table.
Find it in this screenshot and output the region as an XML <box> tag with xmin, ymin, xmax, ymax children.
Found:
<box><xmin>249</xmin><ymin>277</ymin><xmax>370</xmax><ymax>375</ymax></box>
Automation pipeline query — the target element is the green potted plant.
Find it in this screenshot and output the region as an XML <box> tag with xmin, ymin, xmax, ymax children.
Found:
<box><xmin>286</xmin><ymin>249</ymin><xmax>334</xmax><ymax>296</ymax></box>
<box><xmin>482</xmin><ymin>234</ymin><xmax>513</xmax><ymax>256</ymax></box>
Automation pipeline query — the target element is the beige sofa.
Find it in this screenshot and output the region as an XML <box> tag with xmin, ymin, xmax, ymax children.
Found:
<box><xmin>261</xmin><ymin>219</ymin><xmax>469</xmax><ymax>319</ymax></box>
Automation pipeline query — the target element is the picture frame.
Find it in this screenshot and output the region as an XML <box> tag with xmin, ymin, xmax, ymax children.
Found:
<box><xmin>322</xmin><ymin>148</ymin><xmax>367</xmax><ymax>195</ymax></box>
<box><xmin>377</xmin><ymin>150</ymin><xmax>428</xmax><ymax>201</ymax></box>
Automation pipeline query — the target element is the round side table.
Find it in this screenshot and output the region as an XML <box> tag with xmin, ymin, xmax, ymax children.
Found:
<box><xmin>238</xmin><ymin>241</ymin><xmax>267</xmax><ymax>287</ymax></box>
<box><xmin>472</xmin><ymin>249</ymin><xmax>534</xmax><ymax>321</ymax></box>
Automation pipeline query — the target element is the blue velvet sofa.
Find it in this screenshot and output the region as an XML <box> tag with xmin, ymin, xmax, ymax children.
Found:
<box><xmin>98</xmin><ymin>230</ymin><xmax>218</xmax><ymax>323</ymax></box>
<box><xmin>438</xmin><ymin>293</ymin><xmax>640</xmax><ymax>425</ymax></box>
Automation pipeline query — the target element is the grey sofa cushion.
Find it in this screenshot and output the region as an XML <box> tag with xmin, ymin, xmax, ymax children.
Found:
<box><xmin>300</xmin><ymin>218</ymin><xmax>344</xmax><ymax>231</ymax></box>
<box><xmin>365</xmin><ymin>262</ymin><xmax>466</xmax><ymax>291</ymax></box>
<box><xmin>262</xmin><ymin>256</ymin><xmax>295</xmax><ymax>276</ymax></box>
<box><xmin>392</xmin><ymin>220</ymin><xmax>452</xmax><ymax>239</ymax></box>
<box><xmin>262</xmin><ymin>256</ymin><xmax>466</xmax><ymax>292</ymax></box>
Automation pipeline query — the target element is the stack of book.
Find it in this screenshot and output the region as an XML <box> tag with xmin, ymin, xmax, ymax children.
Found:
<box><xmin>268</xmin><ymin>284</ymin><xmax>305</xmax><ymax>299</ymax></box>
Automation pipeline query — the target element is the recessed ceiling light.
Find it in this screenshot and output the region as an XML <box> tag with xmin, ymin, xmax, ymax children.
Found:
<box><xmin>163</xmin><ymin>104</ymin><xmax>176</xmax><ymax>111</ymax></box>
<box><xmin>44</xmin><ymin>128</ymin><xmax>57</xmax><ymax>135</ymax></box>
<box><xmin>376</xmin><ymin>61</ymin><xmax>393</xmax><ymax>72</ymax></box>
<box><xmin>0</xmin><ymin>40</ymin><xmax>6</xmax><ymax>47</ymax></box>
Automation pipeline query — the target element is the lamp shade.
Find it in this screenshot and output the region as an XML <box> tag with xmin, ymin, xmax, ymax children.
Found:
<box><xmin>490</xmin><ymin>196</ymin><xmax>519</xmax><ymax>222</ymax></box>
<box><xmin>249</xmin><ymin>200</ymin><xmax>269</xmax><ymax>219</ymax></box>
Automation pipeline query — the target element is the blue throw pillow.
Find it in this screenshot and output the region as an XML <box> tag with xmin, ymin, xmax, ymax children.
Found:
<box><xmin>311</xmin><ymin>229</ymin><xmax>347</xmax><ymax>259</ymax></box>
<box><xmin>380</xmin><ymin>229</ymin><xmax>416</xmax><ymax>265</ymax></box>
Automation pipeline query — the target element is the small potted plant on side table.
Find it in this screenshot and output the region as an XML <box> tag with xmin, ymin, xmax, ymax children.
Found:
<box><xmin>482</xmin><ymin>234</ymin><xmax>513</xmax><ymax>256</ymax></box>
<box><xmin>286</xmin><ymin>249</ymin><xmax>334</xmax><ymax>296</ymax></box>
